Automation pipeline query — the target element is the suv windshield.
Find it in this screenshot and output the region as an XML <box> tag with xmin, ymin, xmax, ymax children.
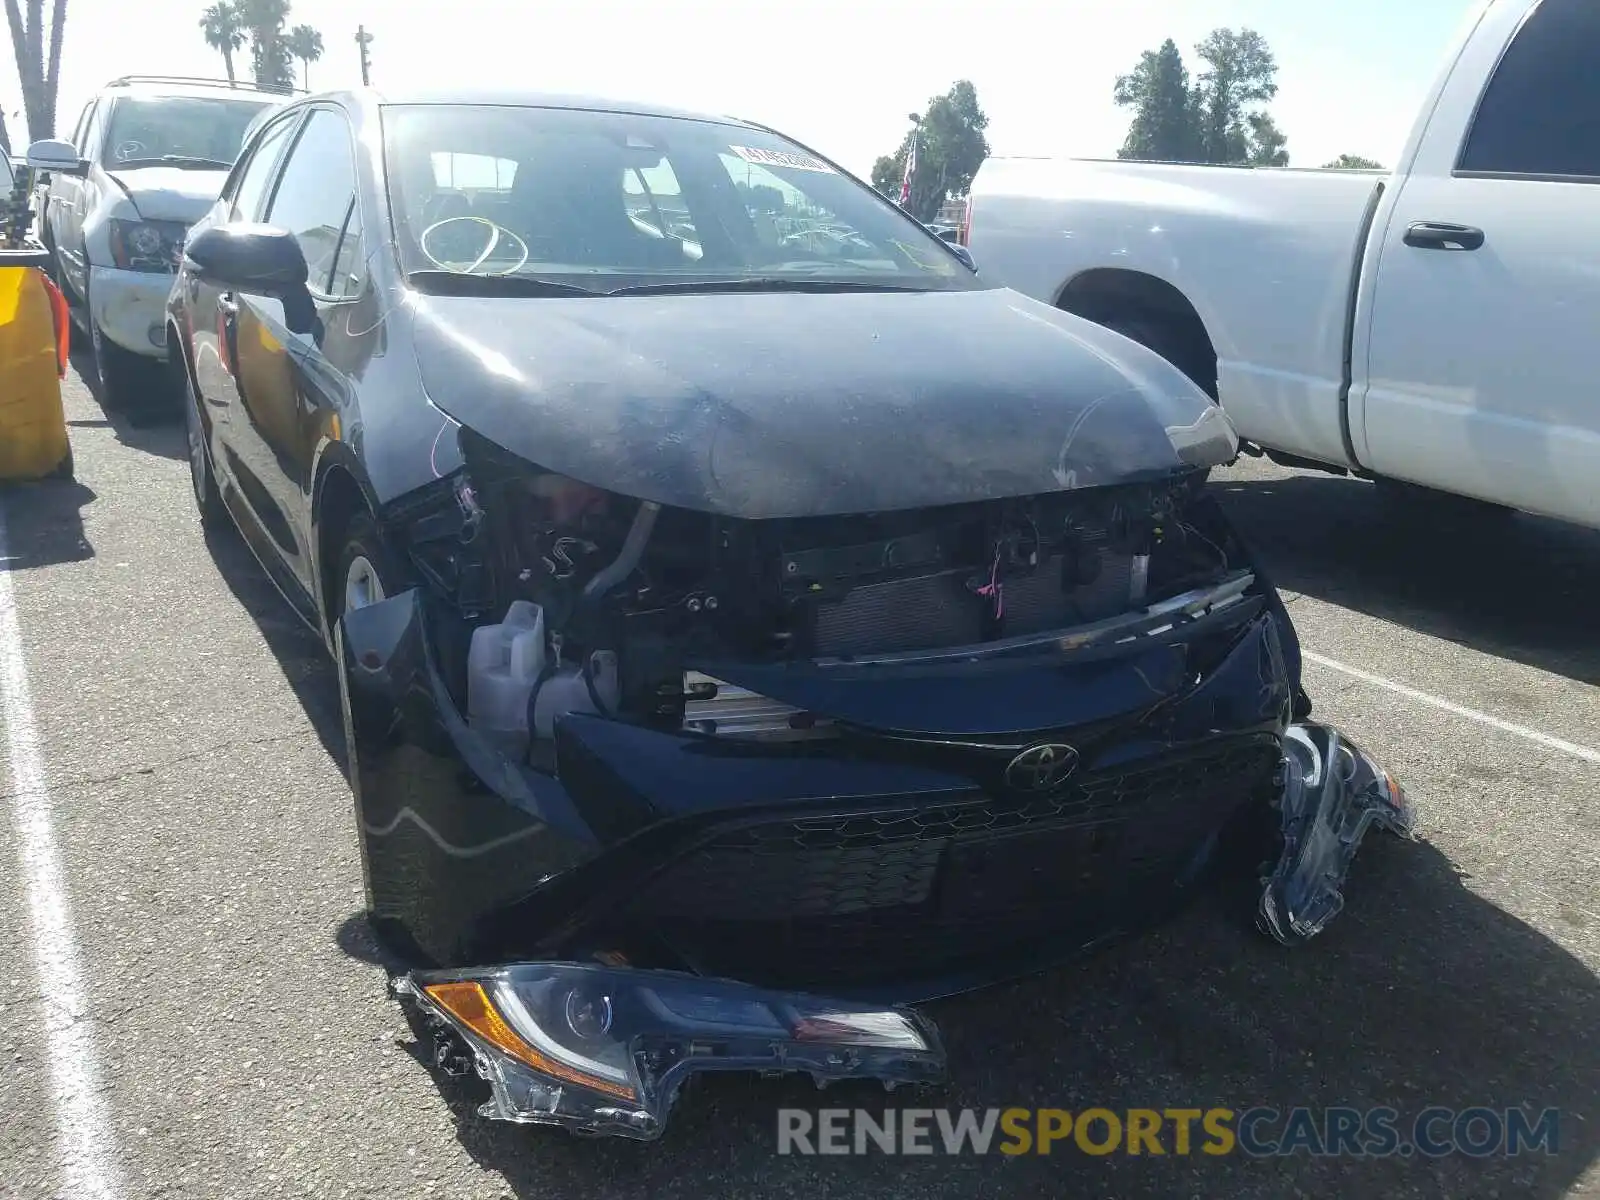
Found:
<box><xmin>103</xmin><ymin>95</ymin><xmax>276</xmax><ymax>168</ymax></box>
<box><xmin>382</xmin><ymin>104</ymin><xmax>982</xmax><ymax>293</ymax></box>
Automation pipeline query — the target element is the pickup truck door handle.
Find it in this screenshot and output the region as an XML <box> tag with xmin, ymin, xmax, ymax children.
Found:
<box><xmin>1403</xmin><ymin>221</ymin><xmax>1485</xmax><ymax>251</ymax></box>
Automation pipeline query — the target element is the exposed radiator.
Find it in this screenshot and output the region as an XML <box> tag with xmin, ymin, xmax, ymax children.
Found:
<box><xmin>813</xmin><ymin>550</ymin><xmax>1135</xmax><ymax>657</ymax></box>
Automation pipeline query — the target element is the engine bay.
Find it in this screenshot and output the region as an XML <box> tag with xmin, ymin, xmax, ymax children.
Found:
<box><xmin>393</xmin><ymin>428</ymin><xmax>1245</xmax><ymax>753</ymax></box>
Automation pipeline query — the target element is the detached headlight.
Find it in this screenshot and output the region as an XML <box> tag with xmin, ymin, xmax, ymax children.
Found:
<box><xmin>396</xmin><ymin>963</ymin><xmax>945</xmax><ymax>1139</ymax></box>
<box><xmin>107</xmin><ymin>218</ymin><xmax>186</xmax><ymax>273</ymax></box>
<box><xmin>1259</xmin><ymin>722</ymin><xmax>1417</xmax><ymax>945</ymax></box>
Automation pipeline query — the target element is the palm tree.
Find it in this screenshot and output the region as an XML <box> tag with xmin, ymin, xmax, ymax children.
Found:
<box><xmin>285</xmin><ymin>23</ymin><xmax>323</xmax><ymax>91</ymax></box>
<box><xmin>5</xmin><ymin>0</ymin><xmax>69</xmax><ymax>139</ymax></box>
<box><xmin>236</xmin><ymin>0</ymin><xmax>292</xmax><ymax>92</ymax></box>
<box><xmin>198</xmin><ymin>1</ymin><xmax>245</xmax><ymax>84</ymax></box>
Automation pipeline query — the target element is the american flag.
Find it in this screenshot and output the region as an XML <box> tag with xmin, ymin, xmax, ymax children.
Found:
<box><xmin>899</xmin><ymin>131</ymin><xmax>918</xmax><ymax>207</ymax></box>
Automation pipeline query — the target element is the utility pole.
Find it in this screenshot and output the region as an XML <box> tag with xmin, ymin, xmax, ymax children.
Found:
<box><xmin>356</xmin><ymin>26</ymin><xmax>374</xmax><ymax>86</ymax></box>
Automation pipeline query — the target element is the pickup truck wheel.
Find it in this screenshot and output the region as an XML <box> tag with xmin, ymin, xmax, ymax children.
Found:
<box><xmin>1372</xmin><ymin>477</ymin><xmax>1515</xmax><ymax>522</ymax></box>
<box><xmin>1098</xmin><ymin>312</ymin><xmax>1209</xmax><ymax>394</ymax></box>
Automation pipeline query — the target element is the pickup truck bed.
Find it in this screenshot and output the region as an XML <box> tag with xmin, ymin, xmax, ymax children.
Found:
<box><xmin>967</xmin><ymin>0</ymin><xmax>1600</xmax><ymax>531</ymax></box>
<box><xmin>971</xmin><ymin>158</ymin><xmax>1385</xmax><ymax>471</ymax></box>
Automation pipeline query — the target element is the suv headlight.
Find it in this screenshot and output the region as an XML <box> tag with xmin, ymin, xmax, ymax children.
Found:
<box><xmin>107</xmin><ymin>218</ymin><xmax>186</xmax><ymax>273</ymax></box>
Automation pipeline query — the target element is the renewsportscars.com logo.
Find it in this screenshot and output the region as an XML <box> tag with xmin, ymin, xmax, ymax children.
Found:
<box><xmin>776</xmin><ymin>1106</ymin><xmax>1562</xmax><ymax>1158</ymax></box>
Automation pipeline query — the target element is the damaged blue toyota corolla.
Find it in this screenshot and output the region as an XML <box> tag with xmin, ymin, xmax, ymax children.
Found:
<box><xmin>166</xmin><ymin>87</ymin><xmax>1416</xmax><ymax>1141</ymax></box>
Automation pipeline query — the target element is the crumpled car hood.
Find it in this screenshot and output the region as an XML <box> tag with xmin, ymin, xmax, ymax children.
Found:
<box><xmin>410</xmin><ymin>285</ymin><xmax>1236</xmax><ymax>519</ymax></box>
<box><xmin>106</xmin><ymin>166</ymin><xmax>228</xmax><ymax>222</ymax></box>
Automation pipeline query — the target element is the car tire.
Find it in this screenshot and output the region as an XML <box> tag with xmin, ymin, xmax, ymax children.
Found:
<box><xmin>1096</xmin><ymin>310</ymin><xmax>1217</xmax><ymax>400</ymax></box>
<box><xmin>334</xmin><ymin>511</ymin><xmax>405</xmax><ymax>624</ymax></box>
<box><xmin>180</xmin><ymin>356</ymin><xmax>228</xmax><ymax>528</ymax></box>
<box><xmin>85</xmin><ymin>290</ymin><xmax>148</xmax><ymax>416</ymax></box>
<box><xmin>1101</xmin><ymin>312</ymin><xmax>1185</xmax><ymax>370</ymax></box>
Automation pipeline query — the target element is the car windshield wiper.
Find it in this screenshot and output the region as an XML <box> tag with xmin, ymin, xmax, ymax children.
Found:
<box><xmin>406</xmin><ymin>271</ymin><xmax>935</xmax><ymax>299</ymax></box>
<box><xmin>602</xmin><ymin>277</ymin><xmax>931</xmax><ymax>296</ymax></box>
<box><xmin>405</xmin><ymin>270</ymin><xmax>600</xmax><ymax>297</ymax></box>
<box><xmin>114</xmin><ymin>155</ymin><xmax>234</xmax><ymax>170</ymax></box>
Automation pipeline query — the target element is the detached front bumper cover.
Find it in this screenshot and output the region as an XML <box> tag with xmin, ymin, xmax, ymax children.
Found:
<box><xmin>1260</xmin><ymin>722</ymin><xmax>1417</xmax><ymax>944</ymax></box>
<box><xmin>390</xmin><ymin>727</ymin><xmax>1412</xmax><ymax>1139</ymax></box>
<box><xmin>395</xmin><ymin>963</ymin><xmax>945</xmax><ymax>1140</ymax></box>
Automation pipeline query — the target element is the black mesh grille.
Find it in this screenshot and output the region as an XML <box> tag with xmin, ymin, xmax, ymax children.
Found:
<box><xmin>627</xmin><ymin>735</ymin><xmax>1283</xmax><ymax>987</ymax></box>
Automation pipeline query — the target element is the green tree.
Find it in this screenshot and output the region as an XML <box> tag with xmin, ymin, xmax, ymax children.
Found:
<box><xmin>1114</xmin><ymin>39</ymin><xmax>1197</xmax><ymax>161</ymax></box>
<box><xmin>3</xmin><ymin>0</ymin><xmax>68</xmax><ymax>149</ymax></box>
<box><xmin>1246</xmin><ymin>112</ymin><xmax>1289</xmax><ymax>166</ymax></box>
<box><xmin>1323</xmin><ymin>153</ymin><xmax>1384</xmax><ymax>170</ymax></box>
<box><xmin>1114</xmin><ymin>29</ymin><xmax>1289</xmax><ymax>167</ymax></box>
<box><xmin>870</xmin><ymin>81</ymin><xmax>989</xmax><ymax>222</ymax></box>
<box><xmin>285</xmin><ymin>23</ymin><xmax>323</xmax><ymax>90</ymax></box>
<box><xmin>238</xmin><ymin>0</ymin><xmax>294</xmax><ymax>93</ymax></box>
<box><xmin>1192</xmin><ymin>29</ymin><xmax>1285</xmax><ymax>165</ymax></box>
<box><xmin>199</xmin><ymin>1</ymin><xmax>245</xmax><ymax>83</ymax></box>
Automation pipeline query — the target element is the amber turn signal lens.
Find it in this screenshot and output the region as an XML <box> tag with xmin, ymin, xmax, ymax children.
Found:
<box><xmin>423</xmin><ymin>980</ymin><xmax>638</xmax><ymax>1101</ymax></box>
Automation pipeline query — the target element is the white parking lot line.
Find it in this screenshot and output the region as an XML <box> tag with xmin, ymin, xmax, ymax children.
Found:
<box><xmin>1305</xmin><ymin>649</ymin><xmax>1600</xmax><ymax>765</ymax></box>
<box><xmin>0</xmin><ymin>508</ymin><xmax>125</xmax><ymax>1200</ymax></box>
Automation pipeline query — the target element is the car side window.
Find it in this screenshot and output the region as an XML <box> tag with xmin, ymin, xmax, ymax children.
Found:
<box><xmin>230</xmin><ymin>117</ymin><xmax>297</xmax><ymax>222</ymax></box>
<box><xmin>80</xmin><ymin>101</ymin><xmax>106</xmax><ymax>158</ymax></box>
<box><xmin>70</xmin><ymin>101</ymin><xmax>95</xmax><ymax>153</ymax></box>
<box><xmin>1457</xmin><ymin>0</ymin><xmax>1600</xmax><ymax>179</ymax></box>
<box><xmin>264</xmin><ymin>108</ymin><xmax>359</xmax><ymax>298</ymax></box>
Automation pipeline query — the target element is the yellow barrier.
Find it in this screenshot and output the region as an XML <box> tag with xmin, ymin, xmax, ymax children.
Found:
<box><xmin>0</xmin><ymin>264</ymin><xmax>71</xmax><ymax>480</ymax></box>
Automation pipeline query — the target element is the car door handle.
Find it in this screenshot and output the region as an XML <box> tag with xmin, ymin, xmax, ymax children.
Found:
<box><xmin>1403</xmin><ymin>221</ymin><xmax>1484</xmax><ymax>251</ymax></box>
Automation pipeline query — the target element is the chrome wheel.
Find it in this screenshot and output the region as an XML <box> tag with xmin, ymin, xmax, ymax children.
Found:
<box><xmin>344</xmin><ymin>555</ymin><xmax>386</xmax><ymax>612</ymax></box>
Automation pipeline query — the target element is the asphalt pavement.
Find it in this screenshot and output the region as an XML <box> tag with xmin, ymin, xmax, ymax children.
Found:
<box><xmin>1</xmin><ymin>357</ymin><xmax>1596</xmax><ymax>1199</ymax></box>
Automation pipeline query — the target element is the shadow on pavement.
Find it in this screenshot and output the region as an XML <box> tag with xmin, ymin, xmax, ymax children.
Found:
<box><xmin>395</xmin><ymin>837</ymin><xmax>1596</xmax><ymax>1200</ymax></box>
<box><xmin>66</xmin><ymin>343</ymin><xmax>185</xmax><ymax>459</ymax></box>
<box><xmin>201</xmin><ymin>521</ymin><xmax>349</xmax><ymax>770</ymax></box>
<box><xmin>0</xmin><ymin>475</ymin><xmax>96</xmax><ymax>569</ymax></box>
<box><xmin>1214</xmin><ymin>470</ymin><xmax>1600</xmax><ymax>687</ymax></box>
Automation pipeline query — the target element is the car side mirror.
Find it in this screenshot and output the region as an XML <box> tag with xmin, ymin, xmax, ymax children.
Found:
<box><xmin>949</xmin><ymin>244</ymin><xmax>975</xmax><ymax>272</ymax></box>
<box><xmin>186</xmin><ymin>222</ymin><xmax>320</xmax><ymax>337</ymax></box>
<box><xmin>25</xmin><ymin>139</ymin><xmax>86</xmax><ymax>176</ymax></box>
<box><xmin>185</xmin><ymin>223</ymin><xmax>309</xmax><ymax>294</ymax></box>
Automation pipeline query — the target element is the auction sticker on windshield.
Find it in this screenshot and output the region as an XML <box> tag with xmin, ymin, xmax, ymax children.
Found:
<box><xmin>729</xmin><ymin>145</ymin><xmax>836</xmax><ymax>173</ymax></box>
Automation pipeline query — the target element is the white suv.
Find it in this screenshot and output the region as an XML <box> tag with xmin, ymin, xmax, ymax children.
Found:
<box><xmin>31</xmin><ymin>76</ymin><xmax>285</xmax><ymax>411</ymax></box>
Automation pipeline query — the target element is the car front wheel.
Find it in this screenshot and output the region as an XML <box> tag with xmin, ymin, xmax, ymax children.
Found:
<box><xmin>86</xmin><ymin>299</ymin><xmax>150</xmax><ymax>416</ymax></box>
<box><xmin>334</xmin><ymin>511</ymin><xmax>405</xmax><ymax>625</ymax></box>
<box><xmin>180</xmin><ymin>354</ymin><xmax>227</xmax><ymax>528</ymax></box>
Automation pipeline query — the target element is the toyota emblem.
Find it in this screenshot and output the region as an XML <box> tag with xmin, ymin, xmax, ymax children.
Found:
<box><xmin>1005</xmin><ymin>743</ymin><xmax>1081</xmax><ymax>792</ymax></box>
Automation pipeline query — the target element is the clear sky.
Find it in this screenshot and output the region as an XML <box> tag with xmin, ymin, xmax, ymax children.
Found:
<box><xmin>6</xmin><ymin>0</ymin><xmax>1482</xmax><ymax>176</ymax></box>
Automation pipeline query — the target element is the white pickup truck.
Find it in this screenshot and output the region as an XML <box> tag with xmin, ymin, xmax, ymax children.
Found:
<box><xmin>965</xmin><ymin>0</ymin><xmax>1599</xmax><ymax>529</ymax></box>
